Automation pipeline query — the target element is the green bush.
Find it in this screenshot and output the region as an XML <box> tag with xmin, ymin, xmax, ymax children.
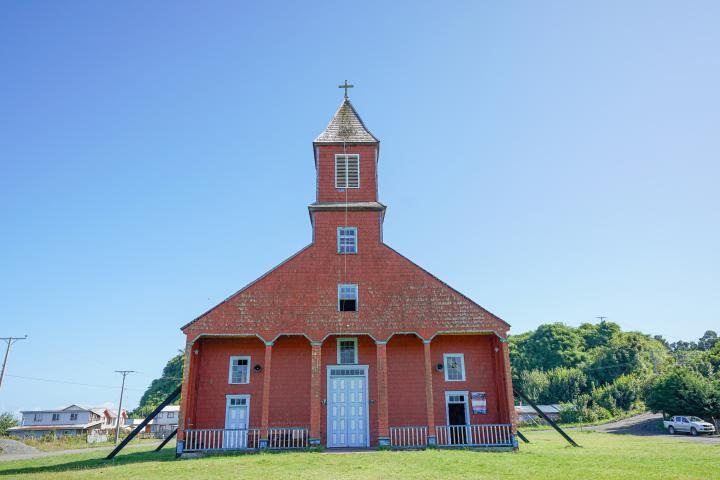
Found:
<box><xmin>0</xmin><ymin>412</ymin><xmax>19</xmax><ymax>436</ymax></box>
<box><xmin>558</xmin><ymin>394</ymin><xmax>613</xmax><ymax>423</ymax></box>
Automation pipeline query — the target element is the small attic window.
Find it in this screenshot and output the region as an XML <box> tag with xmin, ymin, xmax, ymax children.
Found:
<box><xmin>338</xmin><ymin>284</ymin><xmax>358</xmax><ymax>311</ymax></box>
<box><xmin>335</xmin><ymin>154</ymin><xmax>359</xmax><ymax>189</ymax></box>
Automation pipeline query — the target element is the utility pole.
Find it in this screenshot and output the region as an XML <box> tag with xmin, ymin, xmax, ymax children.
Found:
<box><xmin>114</xmin><ymin>370</ymin><xmax>135</xmax><ymax>444</ymax></box>
<box><xmin>0</xmin><ymin>335</ymin><xmax>28</xmax><ymax>392</ymax></box>
<box><xmin>596</xmin><ymin>316</ymin><xmax>607</xmax><ymax>323</ymax></box>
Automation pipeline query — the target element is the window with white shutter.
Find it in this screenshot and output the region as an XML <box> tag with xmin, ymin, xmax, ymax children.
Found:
<box><xmin>335</xmin><ymin>154</ymin><xmax>360</xmax><ymax>189</ymax></box>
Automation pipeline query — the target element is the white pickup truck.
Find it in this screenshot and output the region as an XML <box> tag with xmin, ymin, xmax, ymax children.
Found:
<box><xmin>663</xmin><ymin>416</ymin><xmax>716</xmax><ymax>436</ymax></box>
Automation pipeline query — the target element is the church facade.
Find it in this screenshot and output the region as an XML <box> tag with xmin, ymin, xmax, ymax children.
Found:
<box><xmin>177</xmin><ymin>93</ymin><xmax>517</xmax><ymax>454</ymax></box>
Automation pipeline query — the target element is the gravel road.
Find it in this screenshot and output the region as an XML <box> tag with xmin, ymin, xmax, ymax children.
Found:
<box><xmin>578</xmin><ymin>412</ymin><xmax>720</xmax><ymax>445</ymax></box>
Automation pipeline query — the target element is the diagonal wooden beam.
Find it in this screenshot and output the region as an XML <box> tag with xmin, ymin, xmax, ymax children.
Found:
<box><xmin>106</xmin><ymin>385</ymin><xmax>181</xmax><ymax>460</ymax></box>
<box><xmin>513</xmin><ymin>387</ymin><xmax>580</xmax><ymax>448</ymax></box>
<box><xmin>154</xmin><ymin>428</ymin><xmax>178</xmax><ymax>452</ymax></box>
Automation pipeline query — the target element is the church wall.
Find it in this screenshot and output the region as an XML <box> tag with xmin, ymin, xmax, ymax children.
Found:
<box><xmin>430</xmin><ymin>334</ymin><xmax>501</xmax><ymax>426</ymax></box>
<box><xmin>193</xmin><ymin>337</ymin><xmax>266</xmax><ymax>429</ymax></box>
<box><xmin>268</xmin><ymin>335</ymin><xmax>312</xmax><ymax>428</ymax></box>
<box><xmin>387</xmin><ymin>334</ymin><xmax>427</xmax><ymax>427</ymax></box>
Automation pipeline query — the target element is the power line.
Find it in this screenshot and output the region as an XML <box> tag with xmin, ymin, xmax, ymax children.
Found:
<box><xmin>3</xmin><ymin>373</ymin><xmax>145</xmax><ymax>392</ymax></box>
<box><xmin>0</xmin><ymin>335</ymin><xmax>28</xmax><ymax>392</ymax></box>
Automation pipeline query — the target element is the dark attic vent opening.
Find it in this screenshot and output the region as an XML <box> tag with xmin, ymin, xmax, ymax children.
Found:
<box><xmin>339</xmin><ymin>299</ymin><xmax>357</xmax><ymax>312</ymax></box>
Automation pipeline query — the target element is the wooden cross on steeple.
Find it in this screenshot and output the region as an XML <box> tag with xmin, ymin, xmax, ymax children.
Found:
<box><xmin>338</xmin><ymin>80</ymin><xmax>354</xmax><ymax>99</ymax></box>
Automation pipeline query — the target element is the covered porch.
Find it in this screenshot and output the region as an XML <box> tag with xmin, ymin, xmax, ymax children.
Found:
<box><xmin>183</xmin><ymin>423</ymin><xmax>515</xmax><ymax>452</ymax></box>
<box><xmin>177</xmin><ymin>332</ymin><xmax>517</xmax><ymax>454</ymax></box>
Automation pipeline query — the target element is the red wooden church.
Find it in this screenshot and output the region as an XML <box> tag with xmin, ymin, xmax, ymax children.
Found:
<box><xmin>177</xmin><ymin>88</ymin><xmax>517</xmax><ymax>454</ymax></box>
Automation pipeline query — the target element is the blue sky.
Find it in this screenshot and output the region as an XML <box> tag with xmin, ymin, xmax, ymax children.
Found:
<box><xmin>1</xmin><ymin>1</ymin><xmax>718</xmax><ymax>413</ymax></box>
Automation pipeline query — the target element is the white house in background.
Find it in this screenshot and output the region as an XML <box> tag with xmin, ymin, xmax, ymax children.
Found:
<box><xmin>8</xmin><ymin>405</ymin><xmax>104</xmax><ymax>438</ymax></box>
<box><xmin>150</xmin><ymin>405</ymin><xmax>179</xmax><ymax>435</ymax></box>
<box><xmin>7</xmin><ymin>405</ymin><xmax>128</xmax><ymax>439</ymax></box>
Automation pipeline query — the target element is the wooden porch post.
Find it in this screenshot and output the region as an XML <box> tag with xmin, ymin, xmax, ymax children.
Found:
<box><xmin>259</xmin><ymin>341</ymin><xmax>273</xmax><ymax>448</ymax></box>
<box><xmin>375</xmin><ymin>341</ymin><xmax>390</xmax><ymax>446</ymax></box>
<box><xmin>496</xmin><ymin>336</ymin><xmax>517</xmax><ymax>432</ymax></box>
<box><xmin>423</xmin><ymin>339</ymin><xmax>436</xmax><ymax>444</ymax></box>
<box><xmin>177</xmin><ymin>338</ymin><xmax>201</xmax><ymax>456</ymax></box>
<box><xmin>309</xmin><ymin>342</ymin><xmax>322</xmax><ymax>446</ymax></box>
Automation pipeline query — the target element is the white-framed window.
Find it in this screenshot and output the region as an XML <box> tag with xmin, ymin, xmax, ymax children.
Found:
<box><xmin>52</xmin><ymin>413</ymin><xmax>60</xmax><ymax>422</ymax></box>
<box><xmin>33</xmin><ymin>414</ymin><xmax>43</xmax><ymax>422</ymax></box>
<box><xmin>335</xmin><ymin>154</ymin><xmax>360</xmax><ymax>189</ymax></box>
<box><xmin>228</xmin><ymin>396</ymin><xmax>248</xmax><ymax>407</ymax></box>
<box><xmin>70</xmin><ymin>413</ymin><xmax>78</xmax><ymax>421</ymax></box>
<box><xmin>337</xmin><ymin>338</ymin><xmax>358</xmax><ymax>365</ymax></box>
<box><xmin>337</xmin><ymin>227</ymin><xmax>358</xmax><ymax>254</ymax></box>
<box><xmin>443</xmin><ymin>353</ymin><xmax>466</xmax><ymax>381</ymax></box>
<box><xmin>167</xmin><ymin>412</ymin><xmax>175</xmax><ymax>419</ymax></box>
<box><xmin>338</xmin><ymin>284</ymin><xmax>358</xmax><ymax>311</ymax></box>
<box><xmin>228</xmin><ymin>356</ymin><xmax>251</xmax><ymax>384</ymax></box>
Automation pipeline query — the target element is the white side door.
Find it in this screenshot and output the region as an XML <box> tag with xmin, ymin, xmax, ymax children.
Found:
<box><xmin>224</xmin><ymin>395</ymin><xmax>249</xmax><ymax>449</ymax></box>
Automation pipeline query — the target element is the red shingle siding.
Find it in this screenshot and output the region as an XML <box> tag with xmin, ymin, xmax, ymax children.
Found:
<box><xmin>268</xmin><ymin>336</ymin><xmax>311</xmax><ymax>428</ymax></box>
<box><xmin>387</xmin><ymin>335</ymin><xmax>427</xmax><ymax>427</ymax></box>
<box><xmin>316</xmin><ymin>145</ymin><xmax>378</xmax><ymax>203</ymax></box>
<box><xmin>182</xmin><ymin>237</ymin><xmax>508</xmax><ymax>343</ymax></box>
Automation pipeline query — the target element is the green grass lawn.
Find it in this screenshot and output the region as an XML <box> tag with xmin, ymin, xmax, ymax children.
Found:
<box><xmin>0</xmin><ymin>431</ymin><xmax>717</xmax><ymax>479</ymax></box>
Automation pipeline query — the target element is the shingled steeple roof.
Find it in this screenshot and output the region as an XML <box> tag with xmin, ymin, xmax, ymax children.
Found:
<box><xmin>314</xmin><ymin>98</ymin><xmax>379</xmax><ymax>144</ymax></box>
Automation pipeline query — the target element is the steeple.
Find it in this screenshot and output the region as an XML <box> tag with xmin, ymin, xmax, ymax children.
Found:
<box><xmin>314</xmin><ymin>98</ymin><xmax>379</xmax><ymax>145</ymax></box>
<box><xmin>310</xmin><ymin>89</ymin><xmax>384</xmax><ymax>234</ymax></box>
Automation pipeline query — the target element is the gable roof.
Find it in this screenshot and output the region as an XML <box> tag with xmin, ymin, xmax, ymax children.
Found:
<box><xmin>314</xmin><ymin>98</ymin><xmax>379</xmax><ymax>144</ymax></box>
<box><xmin>182</xmin><ymin>241</ymin><xmax>509</xmax><ymax>341</ymax></box>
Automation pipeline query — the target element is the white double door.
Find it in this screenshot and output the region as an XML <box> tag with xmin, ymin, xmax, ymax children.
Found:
<box><xmin>327</xmin><ymin>366</ymin><xmax>369</xmax><ymax>447</ymax></box>
<box><xmin>224</xmin><ymin>395</ymin><xmax>250</xmax><ymax>449</ymax></box>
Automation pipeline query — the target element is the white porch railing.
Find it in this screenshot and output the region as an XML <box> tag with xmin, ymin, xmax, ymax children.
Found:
<box><xmin>435</xmin><ymin>424</ymin><xmax>513</xmax><ymax>447</ymax></box>
<box><xmin>184</xmin><ymin>427</ymin><xmax>310</xmax><ymax>452</ymax></box>
<box><xmin>389</xmin><ymin>426</ymin><xmax>428</xmax><ymax>448</ymax></box>
<box><xmin>268</xmin><ymin>427</ymin><xmax>309</xmax><ymax>449</ymax></box>
<box><xmin>184</xmin><ymin>428</ymin><xmax>261</xmax><ymax>452</ymax></box>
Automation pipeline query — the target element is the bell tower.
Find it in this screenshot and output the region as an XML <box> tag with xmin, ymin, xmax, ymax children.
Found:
<box><xmin>309</xmin><ymin>84</ymin><xmax>385</xmax><ymax>245</ymax></box>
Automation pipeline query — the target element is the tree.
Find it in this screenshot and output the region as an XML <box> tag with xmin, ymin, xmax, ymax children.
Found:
<box><xmin>579</xmin><ymin>321</ymin><xmax>620</xmax><ymax>350</ymax></box>
<box><xmin>697</xmin><ymin>330</ymin><xmax>719</xmax><ymax>351</ymax></box>
<box><xmin>591</xmin><ymin>374</ymin><xmax>644</xmax><ymax>412</ymax></box>
<box><xmin>521</xmin><ymin>323</ymin><xmax>586</xmax><ymax>371</ymax></box>
<box><xmin>133</xmin><ymin>351</ymin><xmax>184</xmax><ymax>416</ymax></box>
<box><xmin>645</xmin><ymin>368</ymin><xmax>720</xmax><ymax>419</ymax></box>
<box><xmin>0</xmin><ymin>412</ymin><xmax>19</xmax><ymax>436</ymax></box>
<box><xmin>515</xmin><ymin>369</ymin><xmax>549</xmax><ymax>403</ymax></box>
<box><xmin>543</xmin><ymin>367</ymin><xmax>587</xmax><ymax>404</ymax></box>
<box><xmin>587</xmin><ymin>332</ymin><xmax>667</xmax><ymax>385</ymax></box>
<box><xmin>670</xmin><ymin>340</ymin><xmax>698</xmax><ymax>352</ymax></box>
<box><xmin>508</xmin><ymin>332</ymin><xmax>532</xmax><ymax>380</ymax></box>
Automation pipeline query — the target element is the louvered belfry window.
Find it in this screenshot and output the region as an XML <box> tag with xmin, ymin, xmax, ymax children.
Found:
<box><xmin>335</xmin><ymin>154</ymin><xmax>360</xmax><ymax>189</ymax></box>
